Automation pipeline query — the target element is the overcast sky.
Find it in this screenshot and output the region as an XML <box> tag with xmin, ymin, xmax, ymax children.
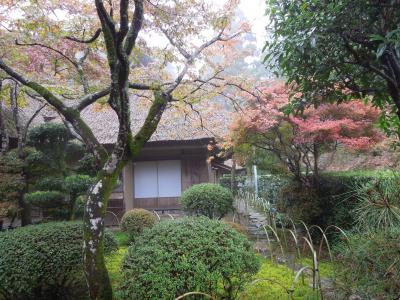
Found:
<box><xmin>237</xmin><ymin>0</ymin><xmax>268</xmax><ymax>49</ymax></box>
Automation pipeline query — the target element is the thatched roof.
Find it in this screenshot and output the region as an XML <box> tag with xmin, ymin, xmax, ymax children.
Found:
<box><xmin>81</xmin><ymin>98</ymin><xmax>229</xmax><ymax>143</ymax></box>
<box><xmin>20</xmin><ymin>96</ymin><xmax>230</xmax><ymax>144</ymax></box>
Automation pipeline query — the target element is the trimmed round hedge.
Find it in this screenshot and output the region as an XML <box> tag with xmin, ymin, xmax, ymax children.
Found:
<box><xmin>120</xmin><ymin>208</ymin><xmax>156</xmax><ymax>242</ymax></box>
<box><xmin>180</xmin><ymin>183</ymin><xmax>234</xmax><ymax>219</ymax></box>
<box><xmin>119</xmin><ymin>217</ymin><xmax>259</xmax><ymax>299</ymax></box>
<box><xmin>0</xmin><ymin>221</ymin><xmax>117</xmax><ymax>300</ymax></box>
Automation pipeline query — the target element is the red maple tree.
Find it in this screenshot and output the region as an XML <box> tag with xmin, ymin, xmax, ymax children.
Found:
<box><xmin>229</xmin><ymin>81</ymin><xmax>383</xmax><ymax>180</ymax></box>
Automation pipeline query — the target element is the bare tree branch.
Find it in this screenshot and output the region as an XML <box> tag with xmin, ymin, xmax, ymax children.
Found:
<box><xmin>124</xmin><ymin>0</ymin><xmax>144</xmax><ymax>56</ymax></box>
<box><xmin>65</xmin><ymin>28</ymin><xmax>102</xmax><ymax>44</ymax></box>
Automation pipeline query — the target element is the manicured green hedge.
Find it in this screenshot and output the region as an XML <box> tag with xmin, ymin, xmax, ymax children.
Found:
<box><xmin>0</xmin><ymin>221</ymin><xmax>117</xmax><ymax>300</ymax></box>
<box><xmin>120</xmin><ymin>209</ymin><xmax>156</xmax><ymax>242</ymax></box>
<box><xmin>180</xmin><ymin>183</ymin><xmax>234</xmax><ymax>219</ymax></box>
<box><xmin>119</xmin><ymin>217</ymin><xmax>259</xmax><ymax>299</ymax></box>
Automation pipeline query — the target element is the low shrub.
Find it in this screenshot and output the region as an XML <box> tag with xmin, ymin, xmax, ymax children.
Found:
<box><xmin>180</xmin><ymin>183</ymin><xmax>234</xmax><ymax>219</ymax></box>
<box><xmin>335</xmin><ymin>228</ymin><xmax>400</xmax><ymax>298</ymax></box>
<box><xmin>277</xmin><ymin>181</ymin><xmax>322</xmax><ymax>225</ymax></box>
<box><xmin>277</xmin><ymin>172</ymin><xmax>392</xmax><ymax>230</ymax></box>
<box><xmin>120</xmin><ymin>209</ymin><xmax>156</xmax><ymax>242</ymax></box>
<box><xmin>119</xmin><ymin>217</ymin><xmax>260</xmax><ymax>299</ymax></box>
<box><xmin>0</xmin><ymin>221</ymin><xmax>117</xmax><ymax>300</ymax></box>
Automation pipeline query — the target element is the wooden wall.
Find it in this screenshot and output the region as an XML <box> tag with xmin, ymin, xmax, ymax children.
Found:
<box><xmin>115</xmin><ymin>145</ymin><xmax>215</xmax><ymax>212</ymax></box>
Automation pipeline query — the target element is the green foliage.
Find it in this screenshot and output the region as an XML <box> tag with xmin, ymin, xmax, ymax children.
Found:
<box><xmin>241</xmin><ymin>258</ymin><xmax>316</xmax><ymax>299</ymax></box>
<box><xmin>351</xmin><ymin>172</ymin><xmax>400</xmax><ymax>232</ymax></box>
<box><xmin>0</xmin><ymin>151</ymin><xmax>23</xmax><ymax>217</ymax></box>
<box><xmin>24</xmin><ymin>191</ymin><xmax>67</xmax><ymax>219</ymax></box>
<box><xmin>120</xmin><ymin>209</ymin><xmax>156</xmax><ymax>242</ymax></box>
<box><xmin>72</xmin><ymin>195</ymin><xmax>86</xmax><ymax>219</ymax></box>
<box><xmin>34</xmin><ymin>177</ymin><xmax>65</xmax><ymax>192</ymax></box>
<box><xmin>24</xmin><ymin>191</ymin><xmax>65</xmax><ymax>208</ymax></box>
<box><xmin>113</xmin><ymin>231</ymin><xmax>130</xmax><ymax>247</ymax></box>
<box><xmin>119</xmin><ymin>217</ymin><xmax>260</xmax><ymax>300</ymax></box>
<box><xmin>180</xmin><ymin>183</ymin><xmax>234</xmax><ymax>219</ymax></box>
<box><xmin>64</xmin><ymin>175</ymin><xmax>94</xmax><ymax>196</ymax></box>
<box><xmin>277</xmin><ymin>172</ymin><xmax>394</xmax><ymax>229</ymax></box>
<box><xmin>105</xmin><ymin>247</ymin><xmax>128</xmax><ymax>298</ymax></box>
<box><xmin>77</xmin><ymin>153</ymin><xmax>98</xmax><ymax>176</ymax></box>
<box><xmin>335</xmin><ymin>228</ymin><xmax>400</xmax><ymax>298</ymax></box>
<box><xmin>277</xmin><ymin>181</ymin><xmax>322</xmax><ymax>225</ymax></box>
<box><xmin>265</xmin><ymin>0</ymin><xmax>400</xmax><ymax>136</ymax></box>
<box><xmin>25</xmin><ymin>148</ymin><xmax>55</xmax><ymax>177</ymax></box>
<box><xmin>65</xmin><ymin>140</ymin><xmax>85</xmax><ymax>165</ymax></box>
<box><xmin>0</xmin><ymin>221</ymin><xmax>117</xmax><ymax>300</ymax></box>
<box><xmin>28</xmin><ymin>123</ymin><xmax>69</xmax><ymax>153</ymax></box>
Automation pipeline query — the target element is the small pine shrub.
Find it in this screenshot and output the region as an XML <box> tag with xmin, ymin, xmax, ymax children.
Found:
<box><xmin>64</xmin><ymin>175</ymin><xmax>94</xmax><ymax>196</ymax></box>
<box><xmin>351</xmin><ymin>173</ymin><xmax>400</xmax><ymax>232</ymax></box>
<box><xmin>0</xmin><ymin>221</ymin><xmax>117</xmax><ymax>300</ymax></box>
<box><xmin>120</xmin><ymin>209</ymin><xmax>156</xmax><ymax>242</ymax></box>
<box><xmin>180</xmin><ymin>183</ymin><xmax>234</xmax><ymax>219</ymax></box>
<box><xmin>119</xmin><ymin>217</ymin><xmax>259</xmax><ymax>299</ymax></box>
<box><xmin>335</xmin><ymin>228</ymin><xmax>400</xmax><ymax>298</ymax></box>
<box><xmin>24</xmin><ymin>190</ymin><xmax>66</xmax><ymax>208</ymax></box>
<box><xmin>34</xmin><ymin>177</ymin><xmax>65</xmax><ymax>192</ymax></box>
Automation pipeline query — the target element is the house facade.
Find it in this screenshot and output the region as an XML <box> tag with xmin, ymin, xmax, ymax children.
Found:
<box><xmin>106</xmin><ymin>137</ymin><xmax>230</xmax><ymax>221</ymax></box>
<box><xmin>10</xmin><ymin>96</ymin><xmax>231</xmax><ymax>223</ymax></box>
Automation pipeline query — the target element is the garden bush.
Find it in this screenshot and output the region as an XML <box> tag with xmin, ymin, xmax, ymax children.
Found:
<box><xmin>120</xmin><ymin>208</ymin><xmax>156</xmax><ymax>242</ymax></box>
<box><xmin>277</xmin><ymin>180</ymin><xmax>322</xmax><ymax>225</ymax></box>
<box><xmin>180</xmin><ymin>183</ymin><xmax>234</xmax><ymax>219</ymax></box>
<box><xmin>64</xmin><ymin>175</ymin><xmax>94</xmax><ymax>196</ymax></box>
<box><xmin>24</xmin><ymin>191</ymin><xmax>66</xmax><ymax>208</ymax></box>
<box><xmin>335</xmin><ymin>228</ymin><xmax>400</xmax><ymax>298</ymax></box>
<box><xmin>24</xmin><ymin>190</ymin><xmax>67</xmax><ymax>219</ymax></box>
<box><xmin>0</xmin><ymin>221</ymin><xmax>117</xmax><ymax>300</ymax></box>
<box><xmin>34</xmin><ymin>177</ymin><xmax>65</xmax><ymax>192</ymax></box>
<box><xmin>276</xmin><ymin>171</ymin><xmax>391</xmax><ymax>230</ymax></box>
<box><xmin>119</xmin><ymin>217</ymin><xmax>259</xmax><ymax>299</ymax></box>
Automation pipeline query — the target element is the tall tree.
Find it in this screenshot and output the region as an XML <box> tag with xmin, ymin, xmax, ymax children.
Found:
<box><xmin>264</xmin><ymin>0</ymin><xmax>400</xmax><ymax>137</ymax></box>
<box><xmin>0</xmin><ymin>1</ymin><xmax>246</xmax><ymax>298</ymax></box>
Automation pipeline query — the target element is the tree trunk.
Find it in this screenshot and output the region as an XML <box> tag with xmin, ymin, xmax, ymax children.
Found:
<box><xmin>0</xmin><ymin>80</ymin><xmax>9</xmax><ymax>153</ymax></box>
<box><xmin>10</xmin><ymin>82</ymin><xmax>32</xmax><ymax>225</ymax></box>
<box><xmin>83</xmin><ymin>172</ymin><xmax>119</xmax><ymax>300</ymax></box>
<box><xmin>18</xmin><ymin>180</ymin><xmax>31</xmax><ymax>226</ymax></box>
<box><xmin>230</xmin><ymin>158</ymin><xmax>237</xmax><ymax>195</ymax></box>
<box><xmin>313</xmin><ymin>143</ymin><xmax>319</xmax><ymax>178</ymax></box>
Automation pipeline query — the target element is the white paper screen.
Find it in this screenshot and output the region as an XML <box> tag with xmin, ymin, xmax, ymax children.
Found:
<box><xmin>134</xmin><ymin>161</ymin><xmax>158</xmax><ymax>198</ymax></box>
<box><xmin>157</xmin><ymin>160</ymin><xmax>182</xmax><ymax>197</ymax></box>
<box><xmin>134</xmin><ymin>160</ymin><xmax>181</xmax><ymax>198</ymax></box>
